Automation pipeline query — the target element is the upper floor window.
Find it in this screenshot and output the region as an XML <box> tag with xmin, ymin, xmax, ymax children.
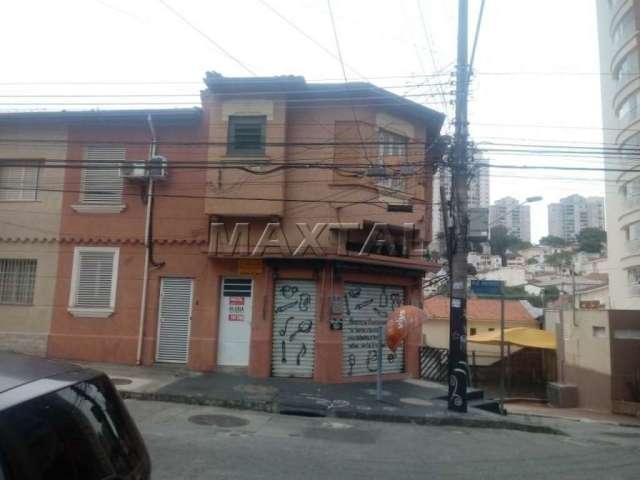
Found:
<box><xmin>0</xmin><ymin>258</ymin><xmax>37</xmax><ymax>305</ymax></box>
<box><xmin>81</xmin><ymin>146</ymin><xmax>125</xmax><ymax>205</ymax></box>
<box><xmin>68</xmin><ymin>247</ymin><xmax>119</xmax><ymax>317</ymax></box>
<box><xmin>227</xmin><ymin>116</ymin><xmax>266</xmax><ymax>155</ymax></box>
<box><xmin>378</xmin><ymin>129</ymin><xmax>407</xmax><ymax>159</ymax></box>
<box><xmin>629</xmin><ymin>266</ymin><xmax>640</xmax><ymax>285</ymax></box>
<box><xmin>0</xmin><ymin>163</ymin><xmax>39</xmax><ymax>201</ymax></box>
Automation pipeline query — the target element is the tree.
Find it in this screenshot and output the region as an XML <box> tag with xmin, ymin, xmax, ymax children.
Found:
<box><xmin>543</xmin><ymin>286</ymin><xmax>560</xmax><ymax>304</ymax></box>
<box><xmin>540</xmin><ymin>235</ymin><xmax>567</xmax><ymax>247</ymax></box>
<box><xmin>489</xmin><ymin>225</ymin><xmax>523</xmax><ymax>266</ymax></box>
<box><xmin>576</xmin><ymin>228</ymin><xmax>607</xmax><ymax>253</ymax></box>
<box><xmin>544</xmin><ymin>251</ymin><xmax>573</xmax><ymax>271</ymax></box>
<box><xmin>526</xmin><ymin>257</ymin><xmax>539</xmax><ymax>265</ymax></box>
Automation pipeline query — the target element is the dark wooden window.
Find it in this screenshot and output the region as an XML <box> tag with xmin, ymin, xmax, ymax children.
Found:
<box><xmin>228</xmin><ymin>116</ymin><xmax>266</xmax><ymax>155</ymax></box>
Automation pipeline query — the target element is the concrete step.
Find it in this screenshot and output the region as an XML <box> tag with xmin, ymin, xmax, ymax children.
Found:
<box><xmin>469</xmin><ymin>398</ymin><xmax>502</xmax><ymax>415</ymax></box>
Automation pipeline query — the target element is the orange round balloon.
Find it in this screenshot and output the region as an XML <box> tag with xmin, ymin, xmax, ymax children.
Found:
<box><xmin>385</xmin><ymin>305</ymin><xmax>430</xmax><ymax>351</ymax></box>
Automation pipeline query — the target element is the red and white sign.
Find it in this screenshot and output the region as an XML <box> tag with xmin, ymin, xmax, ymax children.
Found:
<box><xmin>228</xmin><ymin>296</ymin><xmax>245</xmax><ymax>321</ymax></box>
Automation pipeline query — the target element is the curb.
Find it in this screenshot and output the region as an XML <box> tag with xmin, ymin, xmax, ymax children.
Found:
<box><xmin>119</xmin><ymin>390</ymin><xmax>564</xmax><ymax>435</ymax></box>
<box><xmin>508</xmin><ymin>411</ymin><xmax>640</xmax><ymax>429</ymax></box>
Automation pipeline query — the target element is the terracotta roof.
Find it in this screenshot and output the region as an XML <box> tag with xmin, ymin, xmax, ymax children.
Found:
<box><xmin>424</xmin><ymin>296</ymin><xmax>536</xmax><ymax>324</ymax></box>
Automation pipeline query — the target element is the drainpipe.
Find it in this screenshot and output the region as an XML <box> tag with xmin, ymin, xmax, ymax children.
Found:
<box><xmin>136</xmin><ymin>114</ymin><xmax>157</xmax><ymax>365</ymax></box>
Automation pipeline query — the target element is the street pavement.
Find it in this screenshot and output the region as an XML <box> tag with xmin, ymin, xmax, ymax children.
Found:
<box><xmin>127</xmin><ymin>399</ymin><xmax>640</xmax><ymax>480</ymax></box>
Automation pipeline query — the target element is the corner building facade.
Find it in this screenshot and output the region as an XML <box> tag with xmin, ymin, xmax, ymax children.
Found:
<box><xmin>1</xmin><ymin>73</ymin><xmax>444</xmax><ymax>383</ymax></box>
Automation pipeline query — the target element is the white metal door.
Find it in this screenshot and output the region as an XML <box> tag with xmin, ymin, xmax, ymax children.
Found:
<box><xmin>217</xmin><ymin>278</ymin><xmax>253</xmax><ymax>366</ymax></box>
<box><xmin>342</xmin><ymin>283</ymin><xmax>404</xmax><ymax>377</ymax></box>
<box><xmin>272</xmin><ymin>279</ymin><xmax>316</xmax><ymax>378</ymax></box>
<box><xmin>156</xmin><ymin>277</ymin><xmax>194</xmax><ymax>364</ymax></box>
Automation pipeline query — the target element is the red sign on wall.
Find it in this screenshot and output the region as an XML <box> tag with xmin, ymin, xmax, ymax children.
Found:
<box><xmin>228</xmin><ymin>296</ymin><xmax>245</xmax><ymax>321</ymax></box>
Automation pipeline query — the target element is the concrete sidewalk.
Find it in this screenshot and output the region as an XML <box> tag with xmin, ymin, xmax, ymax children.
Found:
<box><xmin>80</xmin><ymin>361</ymin><xmax>561</xmax><ymax>434</ymax></box>
<box><xmin>506</xmin><ymin>401</ymin><xmax>640</xmax><ymax>427</ymax></box>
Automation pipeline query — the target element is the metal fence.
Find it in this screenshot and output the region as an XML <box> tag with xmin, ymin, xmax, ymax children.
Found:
<box><xmin>419</xmin><ymin>346</ymin><xmax>448</xmax><ymax>383</ymax></box>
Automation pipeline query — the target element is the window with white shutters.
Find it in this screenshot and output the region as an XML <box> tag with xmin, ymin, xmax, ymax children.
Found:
<box><xmin>69</xmin><ymin>247</ymin><xmax>119</xmax><ymax>317</ymax></box>
<box><xmin>0</xmin><ymin>259</ymin><xmax>37</xmax><ymax>305</ymax></box>
<box><xmin>80</xmin><ymin>146</ymin><xmax>125</xmax><ymax>205</ymax></box>
<box><xmin>0</xmin><ymin>164</ymin><xmax>39</xmax><ymax>201</ymax></box>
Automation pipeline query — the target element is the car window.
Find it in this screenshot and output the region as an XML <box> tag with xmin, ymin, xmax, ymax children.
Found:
<box><xmin>0</xmin><ymin>375</ymin><xmax>146</xmax><ymax>480</ymax></box>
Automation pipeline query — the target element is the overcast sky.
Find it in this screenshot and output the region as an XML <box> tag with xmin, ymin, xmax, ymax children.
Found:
<box><xmin>0</xmin><ymin>0</ymin><xmax>605</xmax><ymax>242</ymax></box>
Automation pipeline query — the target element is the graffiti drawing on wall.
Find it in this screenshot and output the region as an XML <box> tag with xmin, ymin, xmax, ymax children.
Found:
<box><xmin>273</xmin><ymin>282</ymin><xmax>315</xmax><ymax>376</ymax></box>
<box><xmin>342</xmin><ymin>284</ymin><xmax>404</xmax><ymax>377</ymax></box>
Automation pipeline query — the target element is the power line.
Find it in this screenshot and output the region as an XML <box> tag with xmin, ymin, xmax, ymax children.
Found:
<box><xmin>0</xmin><ymin>96</ymin><xmax>449</xmax><ymax>111</ymax></box>
<box><xmin>325</xmin><ymin>0</ymin><xmax>372</xmax><ymax>166</ymax></box>
<box><xmin>257</xmin><ymin>0</ymin><xmax>366</xmax><ymax>80</ymax></box>
<box><xmin>0</xmin><ymin>82</ymin><xmax>452</xmax><ymax>98</ymax></box>
<box><xmin>468</xmin><ymin>0</ymin><xmax>486</xmax><ymax>75</ymax></box>
<box><xmin>415</xmin><ymin>0</ymin><xmax>450</xmax><ymax>114</ymax></box>
<box><xmin>0</xmin><ymin>184</ymin><xmax>435</xmax><ymax>207</ymax></box>
<box><xmin>156</xmin><ymin>0</ymin><xmax>257</xmax><ymax>76</ymax></box>
<box><xmin>0</xmin><ymin>73</ymin><xmax>452</xmax><ymax>86</ymax></box>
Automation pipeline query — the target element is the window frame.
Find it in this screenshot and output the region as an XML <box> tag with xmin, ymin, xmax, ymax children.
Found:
<box><xmin>227</xmin><ymin>115</ymin><xmax>267</xmax><ymax>156</ymax></box>
<box><xmin>0</xmin><ymin>162</ymin><xmax>40</xmax><ymax>202</ymax></box>
<box><xmin>68</xmin><ymin>246</ymin><xmax>119</xmax><ymax>318</ymax></box>
<box><xmin>72</xmin><ymin>146</ymin><xmax>126</xmax><ymax>213</ymax></box>
<box><xmin>0</xmin><ymin>258</ymin><xmax>37</xmax><ymax>306</ymax></box>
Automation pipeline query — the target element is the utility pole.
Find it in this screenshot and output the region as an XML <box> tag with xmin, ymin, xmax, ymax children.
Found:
<box><xmin>447</xmin><ymin>0</ymin><xmax>470</xmax><ymax>413</ymax></box>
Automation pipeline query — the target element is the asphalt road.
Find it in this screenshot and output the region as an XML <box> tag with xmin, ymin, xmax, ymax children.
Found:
<box><xmin>126</xmin><ymin>399</ymin><xmax>640</xmax><ymax>480</ymax></box>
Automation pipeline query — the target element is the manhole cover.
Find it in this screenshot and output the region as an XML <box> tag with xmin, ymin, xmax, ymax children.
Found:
<box><xmin>110</xmin><ymin>378</ymin><xmax>133</xmax><ymax>386</ymax></box>
<box><xmin>234</xmin><ymin>384</ymin><xmax>278</xmax><ymax>395</ymax></box>
<box><xmin>188</xmin><ymin>414</ymin><xmax>250</xmax><ymax>428</ymax></box>
<box><xmin>400</xmin><ymin>397</ymin><xmax>433</xmax><ymax>407</ymax></box>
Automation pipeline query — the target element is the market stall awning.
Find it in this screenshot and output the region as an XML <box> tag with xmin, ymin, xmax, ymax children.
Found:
<box><xmin>468</xmin><ymin>327</ymin><xmax>556</xmax><ymax>350</ymax></box>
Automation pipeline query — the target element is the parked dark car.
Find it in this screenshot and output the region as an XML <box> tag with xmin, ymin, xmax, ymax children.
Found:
<box><xmin>0</xmin><ymin>352</ymin><xmax>150</xmax><ymax>480</ymax></box>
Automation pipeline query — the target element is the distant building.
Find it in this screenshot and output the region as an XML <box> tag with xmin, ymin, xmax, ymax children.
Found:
<box><xmin>547</xmin><ymin>194</ymin><xmax>605</xmax><ymax>242</ymax></box>
<box><xmin>467</xmin><ymin>252</ymin><xmax>501</xmax><ymax>273</ymax></box>
<box><xmin>432</xmin><ymin>151</ymin><xmax>490</xmax><ymax>253</ymax></box>
<box><xmin>489</xmin><ymin>196</ymin><xmax>531</xmax><ymax>243</ymax></box>
<box><xmin>475</xmin><ymin>266</ymin><xmax>527</xmax><ymax>287</ymax></box>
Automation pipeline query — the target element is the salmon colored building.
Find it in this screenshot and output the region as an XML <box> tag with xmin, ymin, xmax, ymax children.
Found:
<box><xmin>1</xmin><ymin>72</ymin><xmax>444</xmax><ymax>384</ymax></box>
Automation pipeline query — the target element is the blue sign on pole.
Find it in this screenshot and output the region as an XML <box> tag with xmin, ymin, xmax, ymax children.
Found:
<box><xmin>470</xmin><ymin>280</ymin><xmax>504</xmax><ymax>296</ymax></box>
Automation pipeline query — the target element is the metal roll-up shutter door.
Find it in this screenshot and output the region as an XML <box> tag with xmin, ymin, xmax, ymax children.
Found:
<box><xmin>342</xmin><ymin>283</ymin><xmax>404</xmax><ymax>377</ymax></box>
<box><xmin>156</xmin><ymin>277</ymin><xmax>194</xmax><ymax>363</ymax></box>
<box><xmin>272</xmin><ymin>279</ymin><xmax>316</xmax><ymax>378</ymax></box>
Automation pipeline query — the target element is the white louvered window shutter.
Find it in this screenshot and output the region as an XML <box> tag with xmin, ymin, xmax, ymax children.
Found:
<box><xmin>81</xmin><ymin>146</ymin><xmax>125</xmax><ymax>205</ymax></box>
<box><xmin>73</xmin><ymin>250</ymin><xmax>117</xmax><ymax>309</ymax></box>
<box><xmin>0</xmin><ymin>164</ymin><xmax>39</xmax><ymax>201</ymax></box>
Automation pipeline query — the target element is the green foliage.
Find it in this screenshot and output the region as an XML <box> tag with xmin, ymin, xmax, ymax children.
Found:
<box><xmin>502</xmin><ymin>286</ymin><xmax>543</xmax><ymax>308</ymax></box>
<box><xmin>489</xmin><ymin>226</ymin><xmax>526</xmax><ymax>266</ymax></box>
<box><xmin>544</xmin><ymin>251</ymin><xmax>573</xmax><ymax>269</ymax></box>
<box><xmin>540</xmin><ymin>235</ymin><xmax>567</xmax><ymax>247</ymax></box>
<box><xmin>577</xmin><ymin>228</ymin><xmax>607</xmax><ymax>254</ymax></box>
<box><xmin>542</xmin><ymin>285</ymin><xmax>560</xmax><ymax>303</ymax></box>
<box><xmin>526</xmin><ymin>257</ymin><xmax>539</xmax><ymax>265</ymax></box>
